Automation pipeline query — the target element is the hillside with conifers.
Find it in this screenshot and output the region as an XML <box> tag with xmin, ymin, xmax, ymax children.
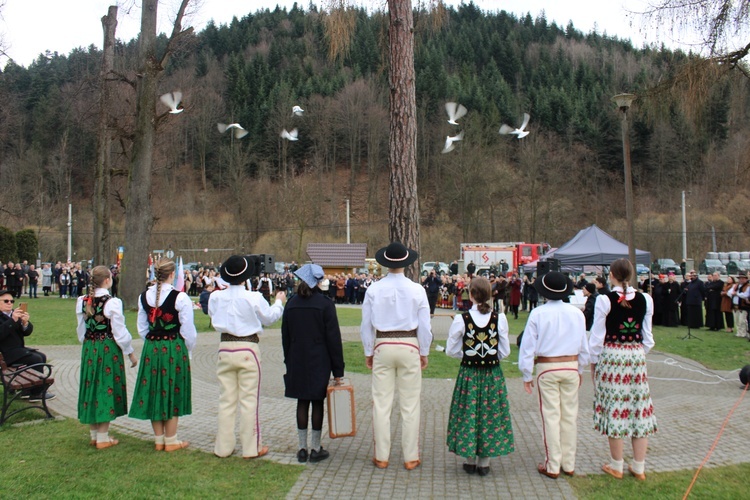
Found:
<box><xmin>0</xmin><ymin>3</ymin><xmax>748</xmax><ymax>264</ymax></box>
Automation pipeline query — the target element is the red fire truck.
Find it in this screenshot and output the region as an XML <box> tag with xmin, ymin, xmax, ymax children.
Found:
<box><xmin>459</xmin><ymin>242</ymin><xmax>550</xmax><ymax>275</ymax></box>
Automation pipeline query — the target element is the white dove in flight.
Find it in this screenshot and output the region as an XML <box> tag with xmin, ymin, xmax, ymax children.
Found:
<box><xmin>445</xmin><ymin>102</ymin><xmax>467</xmax><ymax>125</ymax></box>
<box><xmin>292</xmin><ymin>105</ymin><xmax>304</xmax><ymax>116</ymax></box>
<box><xmin>159</xmin><ymin>91</ymin><xmax>183</xmax><ymax>114</ymax></box>
<box><xmin>499</xmin><ymin>113</ymin><xmax>531</xmax><ymax>139</ymax></box>
<box><xmin>280</xmin><ymin>128</ymin><xmax>299</xmax><ymax>141</ymax></box>
<box><xmin>217</xmin><ymin>123</ymin><xmax>249</xmax><ymax>139</ymax></box>
<box><xmin>441</xmin><ymin>131</ymin><xmax>464</xmax><ymax>153</ymax></box>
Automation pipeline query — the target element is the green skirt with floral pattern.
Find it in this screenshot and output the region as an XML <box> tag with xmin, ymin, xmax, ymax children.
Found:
<box><xmin>447</xmin><ymin>364</ymin><xmax>515</xmax><ymax>458</ymax></box>
<box><xmin>78</xmin><ymin>337</ymin><xmax>128</xmax><ymax>424</ymax></box>
<box><xmin>129</xmin><ymin>337</ymin><xmax>192</xmax><ymax>421</ymax></box>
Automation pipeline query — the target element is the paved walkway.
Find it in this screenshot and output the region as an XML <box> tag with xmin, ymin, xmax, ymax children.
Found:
<box><xmin>42</xmin><ymin>311</ymin><xmax>750</xmax><ymax>499</ymax></box>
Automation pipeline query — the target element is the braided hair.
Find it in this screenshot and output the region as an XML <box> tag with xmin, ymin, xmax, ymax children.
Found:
<box><xmin>85</xmin><ymin>266</ymin><xmax>111</xmax><ymax>317</ymax></box>
<box><xmin>610</xmin><ymin>258</ymin><xmax>635</xmax><ymax>309</ymax></box>
<box><xmin>469</xmin><ymin>276</ymin><xmax>492</xmax><ymax>314</ymax></box>
<box><xmin>153</xmin><ymin>259</ymin><xmax>176</xmax><ymax>310</ymax></box>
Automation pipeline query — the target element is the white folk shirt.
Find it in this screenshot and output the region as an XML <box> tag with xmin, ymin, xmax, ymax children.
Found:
<box><xmin>446</xmin><ymin>305</ymin><xmax>510</xmax><ymax>360</ymax></box>
<box><xmin>137</xmin><ymin>283</ymin><xmax>198</xmax><ymax>353</ymax></box>
<box><xmin>518</xmin><ymin>299</ymin><xmax>590</xmax><ymax>382</ymax></box>
<box><xmin>360</xmin><ymin>272</ymin><xmax>433</xmax><ymax>356</ymax></box>
<box><xmin>208</xmin><ymin>285</ymin><xmax>284</xmax><ymax>337</ymax></box>
<box><xmin>75</xmin><ymin>288</ymin><xmax>134</xmax><ymax>356</ymax></box>
<box><xmin>589</xmin><ymin>286</ymin><xmax>654</xmax><ymax>364</ymax></box>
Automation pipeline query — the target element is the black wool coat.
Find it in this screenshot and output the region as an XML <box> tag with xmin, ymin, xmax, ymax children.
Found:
<box><xmin>281</xmin><ymin>290</ymin><xmax>345</xmax><ymax>400</ymax></box>
<box><xmin>0</xmin><ymin>313</ymin><xmax>35</xmax><ymax>365</ymax></box>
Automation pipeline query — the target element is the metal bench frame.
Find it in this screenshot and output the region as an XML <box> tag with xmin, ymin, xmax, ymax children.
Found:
<box><xmin>0</xmin><ymin>353</ymin><xmax>55</xmax><ymax>425</ymax></box>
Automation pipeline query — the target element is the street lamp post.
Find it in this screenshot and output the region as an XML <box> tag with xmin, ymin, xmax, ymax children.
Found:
<box><xmin>612</xmin><ymin>93</ymin><xmax>637</xmax><ymax>281</ymax></box>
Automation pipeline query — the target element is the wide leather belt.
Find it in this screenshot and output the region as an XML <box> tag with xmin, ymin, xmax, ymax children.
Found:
<box><xmin>535</xmin><ymin>355</ymin><xmax>578</xmax><ymax>364</ymax></box>
<box><xmin>220</xmin><ymin>333</ymin><xmax>259</xmax><ymax>343</ymax></box>
<box><xmin>376</xmin><ymin>329</ymin><xmax>417</xmax><ymax>339</ymax></box>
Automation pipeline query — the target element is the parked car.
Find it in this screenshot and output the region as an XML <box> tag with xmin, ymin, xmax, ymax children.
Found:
<box><xmin>699</xmin><ymin>259</ymin><xmax>727</xmax><ymax>275</ymax></box>
<box><xmin>652</xmin><ymin>258</ymin><xmax>681</xmax><ymax>274</ymax></box>
<box><xmin>636</xmin><ymin>264</ymin><xmax>650</xmax><ymax>275</ymax></box>
<box><xmin>421</xmin><ymin>261</ymin><xmax>449</xmax><ymax>276</ymax></box>
<box><xmin>726</xmin><ymin>260</ymin><xmax>750</xmax><ymax>276</ymax></box>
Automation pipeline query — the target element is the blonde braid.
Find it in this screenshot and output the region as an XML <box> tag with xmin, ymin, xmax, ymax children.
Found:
<box><xmin>86</xmin><ymin>266</ymin><xmax>111</xmax><ymax>317</ymax></box>
<box><xmin>153</xmin><ymin>259</ymin><xmax>175</xmax><ymax>312</ymax></box>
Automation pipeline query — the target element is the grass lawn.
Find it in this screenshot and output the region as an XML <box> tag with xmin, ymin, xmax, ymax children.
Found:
<box><xmin>0</xmin><ymin>418</ymin><xmax>301</xmax><ymax>498</ymax></box>
<box><xmin>569</xmin><ymin>462</ymin><xmax>750</xmax><ymax>500</ymax></box>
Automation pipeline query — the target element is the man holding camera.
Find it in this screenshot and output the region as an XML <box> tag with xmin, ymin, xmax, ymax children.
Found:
<box><xmin>0</xmin><ymin>289</ymin><xmax>55</xmax><ymax>401</ymax></box>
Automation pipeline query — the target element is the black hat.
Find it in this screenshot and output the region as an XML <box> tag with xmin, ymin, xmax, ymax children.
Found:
<box><xmin>584</xmin><ymin>283</ymin><xmax>597</xmax><ymax>295</ymax></box>
<box><xmin>0</xmin><ymin>289</ymin><xmax>11</xmax><ymax>298</ymax></box>
<box><xmin>375</xmin><ymin>242</ymin><xmax>419</xmax><ymax>269</ymax></box>
<box><xmin>534</xmin><ymin>272</ymin><xmax>574</xmax><ymax>300</ymax></box>
<box><xmin>740</xmin><ymin>365</ymin><xmax>750</xmax><ymax>386</ymax></box>
<box><xmin>219</xmin><ymin>255</ymin><xmax>254</xmax><ymax>285</ymax></box>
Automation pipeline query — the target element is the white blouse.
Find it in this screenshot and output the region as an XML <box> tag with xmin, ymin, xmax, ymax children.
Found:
<box><xmin>76</xmin><ymin>288</ymin><xmax>134</xmax><ymax>355</ymax></box>
<box><xmin>446</xmin><ymin>305</ymin><xmax>510</xmax><ymax>360</ymax></box>
<box><xmin>589</xmin><ymin>286</ymin><xmax>654</xmax><ymax>363</ymax></box>
<box><xmin>137</xmin><ymin>283</ymin><xmax>197</xmax><ymax>352</ymax></box>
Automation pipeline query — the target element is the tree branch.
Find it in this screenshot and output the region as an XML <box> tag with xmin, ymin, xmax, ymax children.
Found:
<box><xmin>106</xmin><ymin>70</ymin><xmax>136</xmax><ymax>89</ymax></box>
<box><xmin>159</xmin><ymin>0</ymin><xmax>194</xmax><ymax>69</ymax></box>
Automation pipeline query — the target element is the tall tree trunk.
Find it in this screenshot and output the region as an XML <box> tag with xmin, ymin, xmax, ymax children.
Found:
<box><xmin>120</xmin><ymin>0</ymin><xmax>192</xmax><ymax>307</ymax></box>
<box><xmin>121</xmin><ymin>0</ymin><xmax>159</xmax><ymax>308</ymax></box>
<box><xmin>93</xmin><ymin>5</ymin><xmax>117</xmax><ymax>268</ymax></box>
<box><xmin>387</xmin><ymin>0</ymin><xmax>420</xmax><ymax>280</ymax></box>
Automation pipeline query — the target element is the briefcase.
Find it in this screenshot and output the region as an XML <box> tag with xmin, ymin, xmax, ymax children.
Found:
<box><xmin>327</xmin><ymin>378</ymin><xmax>356</xmax><ymax>438</ymax></box>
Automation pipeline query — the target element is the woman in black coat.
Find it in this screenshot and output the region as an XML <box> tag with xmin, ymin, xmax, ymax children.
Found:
<box><xmin>281</xmin><ymin>264</ymin><xmax>344</xmax><ymax>464</ymax></box>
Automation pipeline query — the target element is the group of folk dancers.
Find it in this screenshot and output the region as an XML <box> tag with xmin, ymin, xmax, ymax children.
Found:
<box><xmin>74</xmin><ymin>245</ymin><xmax>655</xmax><ymax>482</ymax></box>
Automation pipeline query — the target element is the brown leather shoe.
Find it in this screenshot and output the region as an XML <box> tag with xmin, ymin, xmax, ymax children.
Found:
<box><xmin>601</xmin><ymin>464</ymin><xmax>624</xmax><ymax>479</ymax></box>
<box><xmin>628</xmin><ymin>464</ymin><xmax>646</xmax><ymax>481</ymax></box>
<box><xmin>372</xmin><ymin>458</ymin><xmax>389</xmax><ymax>469</ymax></box>
<box><xmin>537</xmin><ymin>463</ymin><xmax>559</xmax><ymax>479</ymax></box>
<box><xmin>404</xmin><ymin>460</ymin><xmax>421</xmax><ymax>470</ymax></box>
<box><xmin>243</xmin><ymin>446</ymin><xmax>269</xmax><ymax>459</ymax></box>
<box><xmin>562</xmin><ymin>470</ymin><xmax>575</xmax><ymax>477</ymax></box>
<box><xmin>96</xmin><ymin>438</ymin><xmax>119</xmax><ymax>449</ymax></box>
<box><xmin>155</xmin><ymin>443</ymin><xmax>165</xmax><ymax>451</ymax></box>
<box><xmin>165</xmin><ymin>440</ymin><xmax>190</xmax><ymax>452</ymax></box>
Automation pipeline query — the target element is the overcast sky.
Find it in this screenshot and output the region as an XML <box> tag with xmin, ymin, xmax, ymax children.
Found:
<box><xmin>1</xmin><ymin>0</ymin><xmax>699</xmax><ymax>67</ymax></box>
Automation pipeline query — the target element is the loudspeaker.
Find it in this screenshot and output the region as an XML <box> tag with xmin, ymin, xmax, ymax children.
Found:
<box><xmin>537</xmin><ymin>258</ymin><xmax>560</xmax><ymax>277</ymax></box>
<box><xmin>259</xmin><ymin>254</ymin><xmax>275</xmax><ymax>274</ymax></box>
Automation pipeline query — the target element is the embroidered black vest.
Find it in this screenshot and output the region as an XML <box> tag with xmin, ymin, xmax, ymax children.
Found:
<box><xmin>460</xmin><ymin>311</ymin><xmax>501</xmax><ymax>368</ymax></box>
<box><xmin>141</xmin><ymin>289</ymin><xmax>182</xmax><ymax>341</ymax></box>
<box><xmin>604</xmin><ymin>291</ymin><xmax>646</xmax><ymax>344</ymax></box>
<box><xmin>83</xmin><ymin>295</ymin><xmax>114</xmax><ymax>341</ymax></box>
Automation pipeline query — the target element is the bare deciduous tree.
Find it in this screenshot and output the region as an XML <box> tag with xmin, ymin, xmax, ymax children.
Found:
<box><xmin>93</xmin><ymin>6</ymin><xmax>118</xmax><ymax>267</ymax></box>
<box><xmin>120</xmin><ymin>0</ymin><xmax>193</xmax><ymax>308</ymax></box>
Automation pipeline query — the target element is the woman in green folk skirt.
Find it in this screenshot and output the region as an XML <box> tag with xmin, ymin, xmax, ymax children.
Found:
<box><xmin>446</xmin><ymin>277</ymin><xmax>514</xmax><ymax>477</ymax></box>
<box><xmin>76</xmin><ymin>265</ymin><xmax>138</xmax><ymax>449</ymax></box>
<box><xmin>129</xmin><ymin>259</ymin><xmax>197</xmax><ymax>452</ymax></box>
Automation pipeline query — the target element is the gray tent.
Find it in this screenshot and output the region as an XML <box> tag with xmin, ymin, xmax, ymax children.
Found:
<box><xmin>553</xmin><ymin>225</ymin><xmax>651</xmax><ymax>266</ymax></box>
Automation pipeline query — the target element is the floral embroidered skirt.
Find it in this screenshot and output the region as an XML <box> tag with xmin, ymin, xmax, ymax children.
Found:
<box><xmin>593</xmin><ymin>342</ymin><xmax>657</xmax><ymax>438</ymax></box>
<box><xmin>78</xmin><ymin>337</ymin><xmax>128</xmax><ymax>424</ymax></box>
<box><xmin>129</xmin><ymin>337</ymin><xmax>192</xmax><ymax>421</ymax></box>
<box><xmin>447</xmin><ymin>364</ymin><xmax>515</xmax><ymax>458</ymax></box>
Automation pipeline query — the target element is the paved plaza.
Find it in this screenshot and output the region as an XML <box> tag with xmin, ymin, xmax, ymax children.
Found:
<box><xmin>42</xmin><ymin>310</ymin><xmax>750</xmax><ymax>499</ymax></box>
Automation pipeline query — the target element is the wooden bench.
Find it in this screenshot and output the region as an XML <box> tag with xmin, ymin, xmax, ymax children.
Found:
<box><xmin>0</xmin><ymin>352</ymin><xmax>55</xmax><ymax>425</ymax></box>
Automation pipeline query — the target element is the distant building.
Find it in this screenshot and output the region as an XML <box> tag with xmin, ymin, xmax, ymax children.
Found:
<box><xmin>306</xmin><ymin>243</ymin><xmax>368</xmax><ymax>275</ymax></box>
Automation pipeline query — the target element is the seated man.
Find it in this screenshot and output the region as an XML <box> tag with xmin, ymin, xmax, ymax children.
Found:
<box><xmin>0</xmin><ymin>289</ymin><xmax>55</xmax><ymax>401</ymax></box>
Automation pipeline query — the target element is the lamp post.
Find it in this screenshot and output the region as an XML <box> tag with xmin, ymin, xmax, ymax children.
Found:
<box><xmin>612</xmin><ymin>93</ymin><xmax>637</xmax><ymax>281</ymax></box>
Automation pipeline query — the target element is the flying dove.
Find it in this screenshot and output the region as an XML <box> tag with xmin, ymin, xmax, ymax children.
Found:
<box><xmin>292</xmin><ymin>105</ymin><xmax>304</xmax><ymax>117</ymax></box>
<box><xmin>445</xmin><ymin>102</ymin><xmax>467</xmax><ymax>125</ymax></box>
<box><xmin>499</xmin><ymin>113</ymin><xmax>530</xmax><ymax>139</ymax></box>
<box><xmin>441</xmin><ymin>131</ymin><xmax>464</xmax><ymax>153</ymax></box>
<box><xmin>159</xmin><ymin>91</ymin><xmax>183</xmax><ymax>114</ymax></box>
<box><xmin>217</xmin><ymin>123</ymin><xmax>249</xmax><ymax>139</ymax></box>
<box><xmin>280</xmin><ymin>128</ymin><xmax>299</xmax><ymax>141</ymax></box>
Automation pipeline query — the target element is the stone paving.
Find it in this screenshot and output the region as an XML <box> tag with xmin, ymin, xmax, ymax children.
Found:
<box><xmin>41</xmin><ymin>309</ymin><xmax>750</xmax><ymax>499</ymax></box>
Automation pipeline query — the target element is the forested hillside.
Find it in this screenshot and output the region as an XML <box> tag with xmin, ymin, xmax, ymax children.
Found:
<box><xmin>0</xmin><ymin>3</ymin><xmax>748</xmax><ymax>264</ymax></box>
